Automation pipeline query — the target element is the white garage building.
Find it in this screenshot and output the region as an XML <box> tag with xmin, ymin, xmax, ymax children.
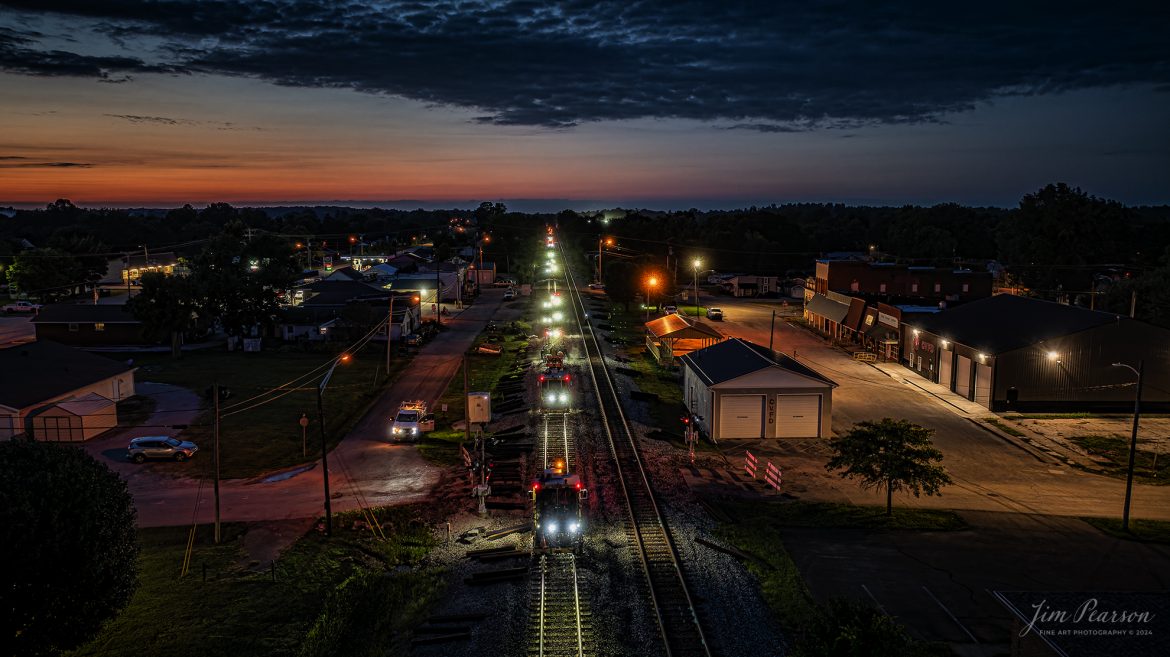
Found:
<box><xmin>681</xmin><ymin>338</ymin><xmax>837</xmax><ymax>440</ymax></box>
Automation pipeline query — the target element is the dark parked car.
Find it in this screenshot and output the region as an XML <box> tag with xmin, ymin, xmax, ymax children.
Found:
<box><xmin>127</xmin><ymin>436</ymin><xmax>199</xmax><ymax>463</ymax></box>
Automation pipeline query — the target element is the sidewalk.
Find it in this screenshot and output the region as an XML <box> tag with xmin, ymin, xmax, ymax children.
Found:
<box><xmin>871</xmin><ymin>362</ymin><xmax>991</xmax><ymax>417</ymax></box>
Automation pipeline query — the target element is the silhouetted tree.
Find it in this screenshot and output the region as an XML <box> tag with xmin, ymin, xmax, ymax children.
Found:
<box><xmin>825</xmin><ymin>418</ymin><xmax>953</xmax><ymax>515</ymax></box>
<box><xmin>127</xmin><ymin>272</ymin><xmax>199</xmax><ymax>357</ymax></box>
<box><xmin>1</xmin><ymin>441</ymin><xmax>139</xmax><ymax>657</ymax></box>
<box><xmin>5</xmin><ymin>247</ymin><xmax>85</xmax><ymax>300</ymax></box>
<box><xmin>604</xmin><ymin>260</ymin><xmax>637</xmax><ymax>311</ymax></box>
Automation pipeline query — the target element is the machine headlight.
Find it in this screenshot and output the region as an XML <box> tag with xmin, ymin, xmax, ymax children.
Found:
<box><xmin>547</xmin><ymin>522</ymin><xmax>558</xmax><ymax>534</ymax></box>
<box><xmin>392</xmin><ymin>427</ymin><xmax>402</xmax><ymax>434</ymax></box>
<box><xmin>559</xmin><ymin>393</ymin><xmax>567</xmax><ymax>403</ymax></box>
<box><xmin>569</xmin><ymin>522</ymin><xmax>579</xmax><ymax>533</ymax></box>
<box><xmin>411</xmin><ymin>427</ymin><xmax>418</xmax><ymax>434</ymax></box>
<box><xmin>546</xmin><ymin>394</ymin><xmax>555</xmax><ymax>404</ymax></box>
<box><xmin>553</xmin><ymin>312</ymin><xmax>563</xmax><ymax>321</ymax></box>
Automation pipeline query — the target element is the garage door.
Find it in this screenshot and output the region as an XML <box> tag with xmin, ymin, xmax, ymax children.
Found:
<box><xmin>776</xmin><ymin>395</ymin><xmax>821</xmax><ymax>438</ymax></box>
<box><xmin>974</xmin><ymin>363</ymin><xmax>992</xmax><ymax>408</ymax></box>
<box><xmin>938</xmin><ymin>348</ymin><xmax>952</xmax><ymax>388</ymax></box>
<box><xmin>718</xmin><ymin>394</ymin><xmax>764</xmax><ymax>439</ymax></box>
<box><xmin>954</xmin><ymin>355</ymin><xmax>972</xmax><ymax>399</ymax></box>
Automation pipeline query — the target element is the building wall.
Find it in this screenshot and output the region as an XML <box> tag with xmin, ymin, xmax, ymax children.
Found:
<box><xmin>816</xmin><ymin>260</ymin><xmax>992</xmax><ymax>301</ymax></box>
<box><xmin>683</xmin><ymin>367</ymin><xmax>715</xmax><ymax>437</ymax></box>
<box><xmin>907</xmin><ymin>319</ymin><xmax>1170</xmax><ymax>411</ymax></box>
<box><xmin>993</xmin><ymin>320</ymin><xmax>1170</xmax><ymax>411</ymax></box>
<box><xmin>35</xmin><ymin>322</ymin><xmax>147</xmax><ymax>346</ymax></box>
<box><xmin>32</xmin><ymin>405</ymin><xmax>118</xmax><ymax>441</ymax></box>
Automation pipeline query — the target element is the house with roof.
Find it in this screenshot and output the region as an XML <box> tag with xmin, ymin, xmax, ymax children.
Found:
<box><xmin>0</xmin><ymin>341</ymin><xmax>136</xmax><ymax>440</ymax></box>
<box><xmin>644</xmin><ymin>314</ymin><xmax>723</xmax><ymax>364</ymax></box>
<box><xmin>903</xmin><ymin>294</ymin><xmax>1170</xmax><ymax>411</ymax></box>
<box><xmin>31</xmin><ymin>304</ymin><xmax>147</xmax><ymax>347</ymax></box>
<box><xmin>680</xmin><ymin>338</ymin><xmax>837</xmax><ymax>440</ymax></box>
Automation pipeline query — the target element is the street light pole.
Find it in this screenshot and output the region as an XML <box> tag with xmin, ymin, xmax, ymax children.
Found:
<box><xmin>692</xmin><ymin>259</ymin><xmax>701</xmax><ymax>317</ymax></box>
<box><xmin>385</xmin><ymin>294</ymin><xmax>395</xmax><ymax>378</ymax></box>
<box><xmin>317</xmin><ymin>353</ymin><xmax>350</xmax><ymax>537</ymax></box>
<box><xmin>1112</xmin><ymin>360</ymin><xmax>1144</xmax><ymax>532</ymax></box>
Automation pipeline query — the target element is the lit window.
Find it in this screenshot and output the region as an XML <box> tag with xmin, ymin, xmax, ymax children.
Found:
<box><xmin>94</xmin><ymin>322</ymin><xmax>106</xmax><ymax>332</ymax></box>
<box><xmin>962</xmin><ymin>283</ymin><xmax>969</xmax><ymax>292</ymax></box>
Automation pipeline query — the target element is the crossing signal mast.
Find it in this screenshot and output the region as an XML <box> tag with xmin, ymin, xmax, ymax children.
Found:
<box><xmin>681</xmin><ymin>413</ymin><xmax>699</xmax><ymax>464</ymax></box>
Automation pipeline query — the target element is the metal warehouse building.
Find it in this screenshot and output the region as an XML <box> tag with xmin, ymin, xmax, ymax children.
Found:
<box><xmin>903</xmin><ymin>294</ymin><xmax>1170</xmax><ymax>412</ymax></box>
<box><xmin>681</xmin><ymin>338</ymin><xmax>837</xmax><ymax>440</ymax></box>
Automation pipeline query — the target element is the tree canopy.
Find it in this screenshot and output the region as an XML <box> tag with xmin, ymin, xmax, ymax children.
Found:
<box><xmin>0</xmin><ymin>441</ymin><xmax>139</xmax><ymax>657</ymax></box>
<box><xmin>825</xmin><ymin>418</ymin><xmax>953</xmax><ymax>515</ymax></box>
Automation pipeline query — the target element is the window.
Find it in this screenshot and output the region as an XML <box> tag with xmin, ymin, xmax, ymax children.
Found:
<box><xmin>934</xmin><ymin>283</ymin><xmax>941</xmax><ymax>293</ymax></box>
<box><xmin>879</xmin><ymin>283</ymin><xmax>886</xmax><ymax>293</ymax></box>
<box><xmin>962</xmin><ymin>283</ymin><xmax>969</xmax><ymax>293</ymax></box>
<box><xmin>94</xmin><ymin>322</ymin><xmax>106</xmax><ymax>332</ymax></box>
<box><xmin>911</xmin><ymin>283</ymin><xmax>918</xmax><ymax>293</ymax></box>
<box><xmin>68</xmin><ymin>323</ymin><xmax>79</xmax><ymax>332</ymax></box>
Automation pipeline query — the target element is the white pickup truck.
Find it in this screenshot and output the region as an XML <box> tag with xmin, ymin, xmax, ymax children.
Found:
<box><xmin>2</xmin><ymin>300</ymin><xmax>42</xmax><ymax>314</ymax></box>
<box><xmin>390</xmin><ymin>400</ymin><xmax>434</xmax><ymax>442</ymax></box>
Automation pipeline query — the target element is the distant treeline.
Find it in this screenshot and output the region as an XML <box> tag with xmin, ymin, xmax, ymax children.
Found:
<box><xmin>2</xmin><ymin>184</ymin><xmax>1169</xmax><ymax>324</ymax></box>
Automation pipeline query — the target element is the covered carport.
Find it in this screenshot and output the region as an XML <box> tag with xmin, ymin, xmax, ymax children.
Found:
<box><xmin>644</xmin><ymin>314</ymin><xmax>723</xmax><ymax>364</ymax></box>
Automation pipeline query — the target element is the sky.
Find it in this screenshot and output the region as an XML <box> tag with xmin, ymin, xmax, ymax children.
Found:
<box><xmin>1</xmin><ymin>1</ymin><xmax>1168</xmax><ymax>210</ymax></box>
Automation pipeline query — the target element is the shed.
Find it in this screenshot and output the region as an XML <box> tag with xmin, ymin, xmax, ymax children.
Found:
<box><xmin>644</xmin><ymin>314</ymin><xmax>723</xmax><ymax>364</ymax></box>
<box><xmin>30</xmin><ymin>392</ymin><xmax>117</xmax><ymax>441</ymax></box>
<box><xmin>681</xmin><ymin>338</ymin><xmax>837</xmax><ymax>440</ymax></box>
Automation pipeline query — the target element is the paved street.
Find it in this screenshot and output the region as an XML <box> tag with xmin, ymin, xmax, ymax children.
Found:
<box><xmin>0</xmin><ymin>314</ymin><xmax>35</xmax><ymax>347</ymax></box>
<box><xmin>88</xmin><ymin>290</ymin><xmax>509</xmax><ymax>527</ymax></box>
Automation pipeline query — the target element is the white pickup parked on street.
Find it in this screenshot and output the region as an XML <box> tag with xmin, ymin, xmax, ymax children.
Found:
<box><xmin>2</xmin><ymin>300</ymin><xmax>42</xmax><ymax>314</ymax></box>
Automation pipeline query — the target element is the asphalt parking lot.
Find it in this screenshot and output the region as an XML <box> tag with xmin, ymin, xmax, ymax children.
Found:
<box><xmin>0</xmin><ymin>314</ymin><xmax>36</xmax><ymax>347</ymax></box>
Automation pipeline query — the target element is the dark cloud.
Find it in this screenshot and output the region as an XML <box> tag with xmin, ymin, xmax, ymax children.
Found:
<box><xmin>104</xmin><ymin>113</ymin><xmax>262</xmax><ymax>130</ymax></box>
<box><xmin>1</xmin><ymin>1</ymin><xmax>1167</xmax><ymax>128</ymax></box>
<box><xmin>0</xmin><ymin>160</ymin><xmax>93</xmax><ymax>167</ymax></box>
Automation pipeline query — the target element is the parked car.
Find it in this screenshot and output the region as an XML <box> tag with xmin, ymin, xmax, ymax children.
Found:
<box><xmin>2</xmin><ymin>300</ymin><xmax>42</xmax><ymax>314</ymax></box>
<box><xmin>663</xmin><ymin>305</ymin><xmax>678</xmax><ymax>314</ymax></box>
<box><xmin>706</xmin><ymin>307</ymin><xmax>724</xmax><ymax>320</ymax></box>
<box><xmin>404</xmin><ymin>333</ymin><xmax>422</xmax><ymax>346</ymax></box>
<box><xmin>503</xmin><ymin>289</ymin><xmax>515</xmax><ymax>300</ymax></box>
<box><xmin>127</xmin><ymin>436</ymin><xmax>199</xmax><ymax>463</ymax></box>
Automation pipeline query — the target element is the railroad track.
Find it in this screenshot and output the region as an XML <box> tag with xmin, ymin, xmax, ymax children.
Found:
<box><xmin>540</xmin><ymin>410</ymin><xmax>573</xmax><ymax>471</ymax></box>
<box><xmin>528</xmin><ymin>552</ymin><xmax>591</xmax><ymax>657</ymax></box>
<box><xmin>558</xmin><ymin>237</ymin><xmax>711</xmax><ymax>657</ymax></box>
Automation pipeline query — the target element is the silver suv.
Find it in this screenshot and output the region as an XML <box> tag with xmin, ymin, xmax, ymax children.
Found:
<box><xmin>127</xmin><ymin>436</ymin><xmax>199</xmax><ymax>463</ymax></box>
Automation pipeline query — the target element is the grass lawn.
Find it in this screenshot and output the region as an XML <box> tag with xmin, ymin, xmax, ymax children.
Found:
<box><xmin>134</xmin><ymin>343</ymin><xmax>407</xmax><ymax>478</ymax></box>
<box><xmin>1081</xmin><ymin>517</ymin><xmax>1170</xmax><ymax>544</ymax></box>
<box><xmin>68</xmin><ymin>506</ymin><xmax>442</xmax><ymax>657</ymax></box>
<box><xmin>1070</xmin><ymin>435</ymin><xmax>1169</xmax><ymax>484</ymax></box>
<box><xmin>715</xmin><ymin>499</ymin><xmax>955</xmax><ymax>656</ymax></box>
<box><xmin>418</xmin><ymin>303</ymin><xmax>533</xmax><ymax>466</ymax></box>
<box><xmin>719</xmin><ymin>500</ymin><xmax>968</xmax><ymax>531</ymax></box>
<box><xmin>986</xmin><ymin>418</ymin><xmax>1026</xmax><ymax>437</ymax></box>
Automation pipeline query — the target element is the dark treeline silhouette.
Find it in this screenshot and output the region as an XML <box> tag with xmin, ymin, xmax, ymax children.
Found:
<box><xmin>2</xmin><ymin>185</ymin><xmax>1169</xmax><ymax>323</ymax></box>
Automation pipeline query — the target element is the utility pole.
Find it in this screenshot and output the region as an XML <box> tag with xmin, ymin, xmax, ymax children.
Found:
<box><xmin>1130</xmin><ymin>291</ymin><xmax>1137</xmax><ymax>318</ymax></box>
<box><xmin>1113</xmin><ymin>360</ymin><xmax>1144</xmax><ymax>532</ymax></box>
<box><xmin>769</xmin><ymin>310</ymin><xmax>777</xmax><ymax>351</ymax></box>
<box><xmin>213</xmin><ymin>382</ymin><xmax>221</xmax><ymax>544</ymax></box>
<box><xmin>317</xmin><ymin>356</ymin><xmax>348</xmax><ymax>537</ymax></box>
<box><xmin>385</xmin><ymin>294</ymin><xmax>395</xmax><ymax>378</ymax></box>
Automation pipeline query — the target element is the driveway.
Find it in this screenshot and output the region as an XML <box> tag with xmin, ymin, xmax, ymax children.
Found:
<box><xmin>83</xmin><ymin>291</ymin><xmax>509</xmax><ymax>527</ymax></box>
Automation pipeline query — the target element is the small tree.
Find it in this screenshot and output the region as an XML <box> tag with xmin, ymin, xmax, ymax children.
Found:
<box><xmin>0</xmin><ymin>442</ymin><xmax>139</xmax><ymax>656</ymax></box>
<box><xmin>825</xmin><ymin>418</ymin><xmax>953</xmax><ymax>515</ymax></box>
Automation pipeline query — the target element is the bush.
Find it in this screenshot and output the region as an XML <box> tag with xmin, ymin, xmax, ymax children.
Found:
<box><xmin>796</xmin><ymin>598</ymin><xmax>941</xmax><ymax>657</ymax></box>
<box><xmin>0</xmin><ymin>442</ymin><xmax>139</xmax><ymax>657</ymax></box>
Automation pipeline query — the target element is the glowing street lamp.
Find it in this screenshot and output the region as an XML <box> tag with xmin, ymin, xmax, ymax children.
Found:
<box><xmin>645</xmin><ymin>276</ymin><xmax>658</xmax><ymax>320</ymax></box>
<box><xmin>598</xmin><ymin>236</ymin><xmax>614</xmax><ymax>281</ymax></box>
<box><xmin>692</xmin><ymin>258</ymin><xmax>702</xmax><ymax>317</ymax></box>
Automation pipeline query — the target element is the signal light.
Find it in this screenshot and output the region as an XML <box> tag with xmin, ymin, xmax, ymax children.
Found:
<box><xmin>563</xmin><ymin>374</ymin><xmax>570</xmax><ymax>381</ymax></box>
<box><xmin>680</xmin><ymin>415</ymin><xmax>690</xmax><ymax>424</ymax></box>
<box><xmin>539</xmin><ymin>375</ymin><xmax>545</xmax><ymax>382</ymax></box>
<box><xmin>575</xmin><ymin>482</ymin><xmax>582</xmax><ymax>490</ymax></box>
<box><xmin>532</xmin><ymin>482</ymin><xmax>540</xmax><ymax>492</ymax></box>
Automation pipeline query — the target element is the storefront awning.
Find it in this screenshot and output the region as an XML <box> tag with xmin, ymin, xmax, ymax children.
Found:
<box><xmin>806</xmin><ymin>294</ymin><xmax>850</xmax><ymax>324</ymax></box>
